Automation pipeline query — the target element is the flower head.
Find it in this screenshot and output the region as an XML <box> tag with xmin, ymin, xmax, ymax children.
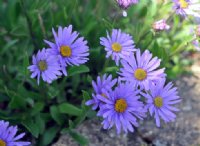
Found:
<box><xmin>45</xmin><ymin>25</ymin><xmax>89</xmax><ymax>75</ymax></box>
<box><xmin>152</xmin><ymin>19</ymin><xmax>170</xmax><ymax>31</ymax></box>
<box><xmin>116</xmin><ymin>0</ymin><xmax>139</xmax><ymax>9</ymax></box>
<box><xmin>0</xmin><ymin>120</ymin><xmax>31</xmax><ymax>146</ymax></box>
<box><xmin>100</xmin><ymin>29</ymin><xmax>136</xmax><ymax>65</ymax></box>
<box><xmin>172</xmin><ymin>0</ymin><xmax>200</xmax><ymax>17</ymax></box>
<box><xmin>119</xmin><ymin>49</ymin><xmax>166</xmax><ymax>90</ymax></box>
<box><xmin>97</xmin><ymin>83</ymin><xmax>146</xmax><ymax>134</ymax></box>
<box><xmin>28</xmin><ymin>48</ymin><xmax>62</xmax><ymax>84</ymax></box>
<box><xmin>142</xmin><ymin>79</ymin><xmax>181</xmax><ymax>127</ymax></box>
<box><xmin>85</xmin><ymin>74</ymin><xmax>117</xmax><ymax>110</ymax></box>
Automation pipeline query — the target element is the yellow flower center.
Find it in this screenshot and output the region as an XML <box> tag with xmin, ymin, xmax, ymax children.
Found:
<box><xmin>179</xmin><ymin>0</ymin><xmax>189</xmax><ymax>9</ymax></box>
<box><xmin>0</xmin><ymin>140</ymin><xmax>6</xmax><ymax>146</ymax></box>
<box><xmin>101</xmin><ymin>93</ymin><xmax>107</xmax><ymax>98</ymax></box>
<box><xmin>112</xmin><ymin>43</ymin><xmax>122</xmax><ymax>52</ymax></box>
<box><xmin>115</xmin><ymin>99</ymin><xmax>127</xmax><ymax>113</ymax></box>
<box><xmin>154</xmin><ymin>96</ymin><xmax>163</xmax><ymax>108</ymax></box>
<box><xmin>38</xmin><ymin>60</ymin><xmax>47</xmax><ymax>71</ymax></box>
<box><xmin>134</xmin><ymin>68</ymin><xmax>147</xmax><ymax>81</ymax></box>
<box><xmin>60</xmin><ymin>45</ymin><xmax>72</xmax><ymax>57</ymax></box>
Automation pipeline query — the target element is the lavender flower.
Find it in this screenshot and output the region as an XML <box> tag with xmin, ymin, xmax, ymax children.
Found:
<box><xmin>0</xmin><ymin>120</ymin><xmax>30</xmax><ymax>146</ymax></box>
<box><xmin>116</xmin><ymin>0</ymin><xmax>139</xmax><ymax>9</ymax></box>
<box><xmin>45</xmin><ymin>25</ymin><xmax>89</xmax><ymax>75</ymax></box>
<box><xmin>85</xmin><ymin>74</ymin><xmax>117</xmax><ymax>110</ymax></box>
<box><xmin>28</xmin><ymin>48</ymin><xmax>62</xmax><ymax>85</ymax></box>
<box><xmin>172</xmin><ymin>0</ymin><xmax>200</xmax><ymax>17</ymax></box>
<box><xmin>152</xmin><ymin>19</ymin><xmax>170</xmax><ymax>31</ymax></box>
<box><xmin>100</xmin><ymin>29</ymin><xmax>136</xmax><ymax>65</ymax></box>
<box><xmin>97</xmin><ymin>83</ymin><xmax>146</xmax><ymax>134</ymax></box>
<box><xmin>119</xmin><ymin>49</ymin><xmax>166</xmax><ymax>90</ymax></box>
<box><xmin>142</xmin><ymin>79</ymin><xmax>181</xmax><ymax>127</ymax></box>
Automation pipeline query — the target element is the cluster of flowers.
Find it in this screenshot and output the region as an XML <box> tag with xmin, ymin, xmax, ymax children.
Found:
<box><xmin>86</xmin><ymin>29</ymin><xmax>181</xmax><ymax>134</ymax></box>
<box><xmin>0</xmin><ymin>120</ymin><xmax>30</xmax><ymax>146</ymax></box>
<box><xmin>172</xmin><ymin>0</ymin><xmax>200</xmax><ymax>17</ymax></box>
<box><xmin>28</xmin><ymin>25</ymin><xmax>90</xmax><ymax>84</ymax></box>
<box><xmin>116</xmin><ymin>0</ymin><xmax>200</xmax><ymax>50</ymax></box>
<box><xmin>116</xmin><ymin>0</ymin><xmax>200</xmax><ymax>18</ymax></box>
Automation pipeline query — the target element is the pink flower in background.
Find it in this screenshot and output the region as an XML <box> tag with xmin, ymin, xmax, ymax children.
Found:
<box><xmin>152</xmin><ymin>19</ymin><xmax>170</xmax><ymax>31</ymax></box>
<box><xmin>116</xmin><ymin>0</ymin><xmax>139</xmax><ymax>9</ymax></box>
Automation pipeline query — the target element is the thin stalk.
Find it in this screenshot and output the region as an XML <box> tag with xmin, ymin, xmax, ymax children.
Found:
<box><xmin>20</xmin><ymin>0</ymin><xmax>38</xmax><ymax>49</ymax></box>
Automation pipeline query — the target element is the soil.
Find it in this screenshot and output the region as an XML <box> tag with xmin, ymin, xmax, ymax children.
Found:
<box><xmin>52</xmin><ymin>54</ymin><xmax>200</xmax><ymax>146</ymax></box>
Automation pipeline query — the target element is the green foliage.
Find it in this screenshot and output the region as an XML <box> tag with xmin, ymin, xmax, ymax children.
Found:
<box><xmin>58</xmin><ymin>103</ymin><xmax>82</xmax><ymax>116</ymax></box>
<box><xmin>0</xmin><ymin>0</ymin><xmax>195</xmax><ymax>145</ymax></box>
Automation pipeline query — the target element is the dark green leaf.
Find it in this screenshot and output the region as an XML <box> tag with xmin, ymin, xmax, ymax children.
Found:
<box><xmin>41</xmin><ymin>126</ymin><xmax>59</xmax><ymax>146</ymax></box>
<box><xmin>22</xmin><ymin>119</ymin><xmax>40</xmax><ymax>138</ymax></box>
<box><xmin>58</xmin><ymin>103</ymin><xmax>82</xmax><ymax>116</ymax></box>
<box><xmin>68</xmin><ymin>129</ymin><xmax>89</xmax><ymax>146</ymax></box>
<box><xmin>82</xmin><ymin>90</ymin><xmax>90</xmax><ymax>101</ymax></box>
<box><xmin>31</xmin><ymin>102</ymin><xmax>44</xmax><ymax>116</ymax></box>
<box><xmin>50</xmin><ymin>105</ymin><xmax>63</xmax><ymax>125</ymax></box>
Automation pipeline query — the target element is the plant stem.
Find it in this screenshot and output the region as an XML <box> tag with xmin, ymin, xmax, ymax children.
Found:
<box><xmin>20</xmin><ymin>0</ymin><xmax>38</xmax><ymax>49</ymax></box>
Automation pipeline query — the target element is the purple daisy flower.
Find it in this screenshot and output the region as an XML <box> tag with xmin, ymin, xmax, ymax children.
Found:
<box><xmin>85</xmin><ymin>74</ymin><xmax>117</xmax><ymax>110</ymax></box>
<box><xmin>172</xmin><ymin>0</ymin><xmax>200</xmax><ymax>17</ymax></box>
<box><xmin>141</xmin><ymin>79</ymin><xmax>181</xmax><ymax>127</ymax></box>
<box><xmin>97</xmin><ymin>83</ymin><xmax>147</xmax><ymax>134</ymax></box>
<box><xmin>119</xmin><ymin>49</ymin><xmax>166</xmax><ymax>90</ymax></box>
<box><xmin>45</xmin><ymin>25</ymin><xmax>89</xmax><ymax>75</ymax></box>
<box><xmin>100</xmin><ymin>29</ymin><xmax>136</xmax><ymax>65</ymax></box>
<box><xmin>116</xmin><ymin>0</ymin><xmax>139</xmax><ymax>9</ymax></box>
<box><xmin>0</xmin><ymin>120</ymin><xmax>31</xmax><ymax>146</ymax></box>
<box><xmin>28</xmin><ymin>48</ymin><xmax>62</xmax><ymax>85</ymax></box>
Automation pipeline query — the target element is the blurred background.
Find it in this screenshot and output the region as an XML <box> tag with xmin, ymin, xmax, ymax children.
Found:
<box><xmin>0</xmin><ymin>0</ymin><xmax>199</xmax><ymax>145</ymax></box>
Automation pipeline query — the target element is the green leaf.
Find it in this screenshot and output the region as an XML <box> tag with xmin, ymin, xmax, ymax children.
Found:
<box><xmin>81</xmin><ymin>90</ymin><xmax>90</xmax><ymax>111</ymax></box>
<box><xmin>31</xmin><ymin>102</ymin><xmax>44</xmax><ymax>116</ymax></box>
<box><xmin>105</xmin><ymin>66</ymin><xmax>119</xmax><ymax>73</ymax></box>
<box><xmin>68</xmin><ymin>65</ymin><xmax>90</xmax><ymax>76</ymax></box>
<box><xmin>35</xmin><ymin>114</ymin><xmax>45</xmax><ymax>134</ymax></box>
<box><xmin>82</xmin><ymin>90</ymin><xmax>90</xmax><ymax>101</ymax></box>
<box><xmin>50</xmin><ymin>105</ymin><xmax>63</xmax><ymax>125</ymax></box>
<box><xmin>68</xmin><ymin>129</ymin><xmax>89</xmax><ymax>146</ymax></box>
<box><xmin>22</xmin><ymin>119</ymin><xmax>40</xmax><ymax>138</ymax></box>
<box><xmin>23</xmin><ymin>51</ymin><xmax>29</xmax><ymax>77</ymax></box>
<box><xmin>41</xmin><ymin>126</ymin><xmax>59</xmax><ymax>146</ymax></box>
<box><xmin>48</xmin><ymin>86</ymin><xmax>60</xmax><ymax>99</ymax></box>
<box><xmin>1</xmin><ymin>39</ymin><xmax>18</xmax><ymax>54</ymax></box>
<box><xmin>61</xmin><ymin>128</ymin><xmax>69</xmax><ymax>134</ymax></box>
<box><xmin>58</xmin><ymin>103</ymin><xmax>82</xmax><ymax>116</ymax></box>
<box><xmin>74</xmin><ymin>111</ymin><xmax>87</xmax><ymax>128</ymax></box>
<box><xmin>8</xmin><ymin>95</ymin><xmax>26</xmax><ymax>109</ymax></box>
